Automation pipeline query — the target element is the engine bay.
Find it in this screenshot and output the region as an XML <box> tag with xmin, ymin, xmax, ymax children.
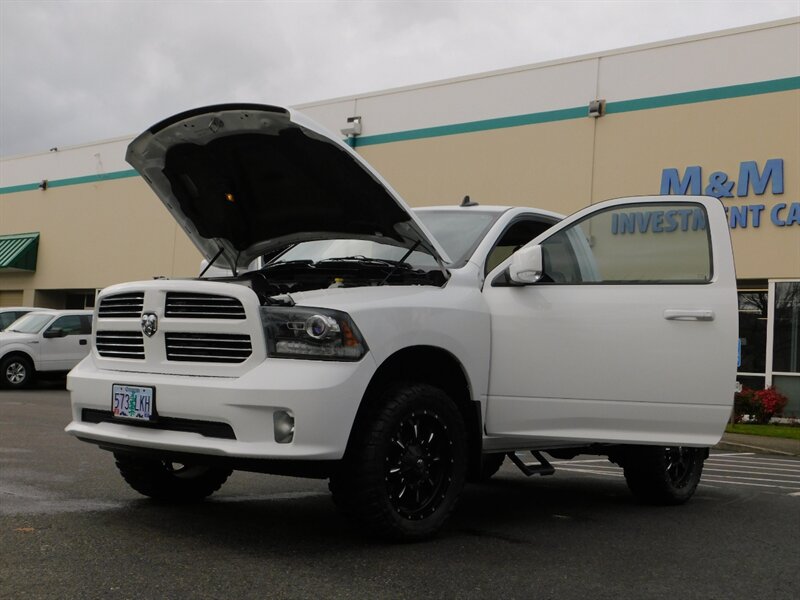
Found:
<box><xmin>211</xmin><ymin>259</ymin><xmax>447</xmax><ymax>305</ymax></box>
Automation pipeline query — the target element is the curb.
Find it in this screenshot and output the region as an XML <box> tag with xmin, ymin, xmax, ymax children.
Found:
<box><xmin>714</xmin><ymin>440</ymin><xmax>797</xmax><ymax>457</ymax></box>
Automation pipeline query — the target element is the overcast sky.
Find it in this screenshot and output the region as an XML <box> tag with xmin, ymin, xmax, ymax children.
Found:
<box><xmin>1</xmin><ymin>0</ymin><xmax>798</xmax><ymax>158</ymax></box>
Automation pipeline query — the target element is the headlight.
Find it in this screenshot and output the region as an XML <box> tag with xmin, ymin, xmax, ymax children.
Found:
<box><xmin>260</xmin><ymin>306</ymin><xmax>368</xmax><ymax>361</ymax></box>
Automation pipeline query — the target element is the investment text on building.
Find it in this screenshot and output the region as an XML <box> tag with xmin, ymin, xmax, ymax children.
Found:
<box><xmin>660</xmin><ymin>159</ymin><xmax>798</xmax><ymax>228</ymax></box>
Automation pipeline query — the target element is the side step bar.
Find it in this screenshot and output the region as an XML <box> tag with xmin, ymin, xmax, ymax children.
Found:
<box><xmin>507</xmin><ymin>451</ymin><xmax>555</xmax><ymax>477</ymax></box>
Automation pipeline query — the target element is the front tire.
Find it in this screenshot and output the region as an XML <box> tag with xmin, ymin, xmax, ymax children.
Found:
<box><xmin>330</xmin><ymin>383</ymin><xmax>468</xmax><ymax>541</ymax></box>
<box><xmin>1</xmin><ymin>355</ymin><xmax>34</xmax><ymax>389</ymax></box>
<box><xmin>622</xmin><ymin>446</ymin><xmax>706</xmax><ymax>505</ymax></box>
<box><xmin>114</xmin><ymin>453</ymin><xmax>232</xmax><ymax>502</ymax></box>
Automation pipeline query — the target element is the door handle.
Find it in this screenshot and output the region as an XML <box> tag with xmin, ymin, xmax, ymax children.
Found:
<box><xmin>663</xmin><ymin>309</ymin><xmax>715</xmax><ymax>321</ymax></box>
<box><xmin>79</xmin><ymin>339</ymin><xmax>88</xmax><ymax>345</ymax></box>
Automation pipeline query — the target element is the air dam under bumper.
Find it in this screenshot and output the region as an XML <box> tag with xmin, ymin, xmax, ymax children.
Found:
<box><xmin>65</xmin><ymin>352</ymin><xmax>377</xmax><ymax>460</ymax></box>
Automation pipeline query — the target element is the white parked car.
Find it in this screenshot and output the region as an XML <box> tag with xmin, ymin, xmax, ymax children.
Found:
<box><xmin>1</xmin><ymin>309</ymin><xmax>93</xmax><ymax>388</ymax></box>
<box><xmin>66</xmin><ymin>105</ymin><xmax>737</xmax><ymax>540</ymax></box>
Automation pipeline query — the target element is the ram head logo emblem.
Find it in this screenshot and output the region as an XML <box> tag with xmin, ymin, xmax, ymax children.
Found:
<box><xmin>141</xmin><ymin>312</ymin><xmax>158</xmax><ymax>337</ymax></box>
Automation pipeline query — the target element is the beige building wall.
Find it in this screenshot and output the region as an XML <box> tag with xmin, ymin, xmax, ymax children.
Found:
<box><xmin>0</xmin><ymin>177</ymin><xmax>201</xmax><ymax>305</ymax></box>
<box><xmin>357</xmin><ymin>118</ymin><xmax>595</xmax><ymax>215</ymax></box>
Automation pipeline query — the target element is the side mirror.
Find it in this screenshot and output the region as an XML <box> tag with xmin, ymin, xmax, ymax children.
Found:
<box><xmin>43</xmin><ymin>328</ymin><xmax>66</xmax><ymax>338</ymax></box>
<box><xmin>509</xmin><ymin>245</ymin><xmax>544</xmax><ymax>284</ymax></box>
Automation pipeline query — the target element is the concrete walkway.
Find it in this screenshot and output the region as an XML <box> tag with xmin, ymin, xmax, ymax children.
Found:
<box><xmin>715</xmin><ymin>432</ymin><xmax>800</xmax><ymax>456</ymax></box>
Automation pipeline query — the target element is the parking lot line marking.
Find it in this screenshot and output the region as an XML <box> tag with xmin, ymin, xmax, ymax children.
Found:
<box><xmin>709</xmin><ymin>454</ymin><xmax>800</xmax><ymax>465</ymax></box>
<box><xmin>700</xmin><ymin>473</ymin><xmax>800</xmax><ymax>484</ymax></box>
<box><xmin>710</xmin><ymin>452</ymin><xmax>755</xmax><ymax>457</ymax></box>
<box><xmin>555</xmin><ymin>467</ymin><xmax>624</xmax><ymax>478</ymax></box>
<box><xmin>705</xmin><ymin>466</ymin><xmax>800</xmax><ymax>475</ymax></box>
<box><xmin>789</xmin><ymin>492</ymin><xmax>800</xmax><ymax>496</ymax></box>
<box><xmin>549</xmin><ymin>459</ymin><xmax>610</xmax><ymax>464</ymax></box>
<box><xmin>554</xmin><ymin>468</ymin><xmax>800</xmax><ymax>490</ymax></box>
<box><xmin>701</xmin><ymin>478</ymin><xmax>800</xmax><ymax>491</ymax></box>
<box><xmin>707</xmin><ymin>458</ymin><xmax>800</xmax><ymax>468</ymax></box>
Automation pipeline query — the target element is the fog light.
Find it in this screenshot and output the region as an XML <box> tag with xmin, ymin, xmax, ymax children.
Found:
<box><xmin>274</xmin><ymin>410</ymin><xmax>295</xmax><ymax>444</ymax></box>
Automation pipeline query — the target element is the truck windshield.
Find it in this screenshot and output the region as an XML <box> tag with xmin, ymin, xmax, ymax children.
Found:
<box><xmin>415</xmin><ymin>210</ymin><xmax>500</xmax><ymax>265</ymax></box>
<box><xmin>5</xmin><ymin>312</ymin><xmax>54</xmax><ymax>334</ymax></box>
<box><xmin>269</xmin><ymin>210</ymin><xmax>501</xmax><ymax>268</ymax></box>
<box><xmin>271</xmin><ymin>239</ymin><xmax>439</xmax><ymax>269</ymax></box>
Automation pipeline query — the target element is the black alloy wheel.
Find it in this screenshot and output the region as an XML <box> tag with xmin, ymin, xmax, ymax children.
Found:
<box><xmin>622</xmin><ymin>445</ymin><xmax>706</xmax><ymax>505</ymax></box>
<box><xmin>385</xmin><ymin>408</ymin><xmax>455</xmax><ymax>521</ymax></box>
<box><xmin>663</xmin><ymin>446</ymin><xmax>696</xmax><ymax>487</ymax></box>
<box><xmin>329</xmin><ymin>382</ymin><xmax>468</xmax><ymax>541</ymax></box>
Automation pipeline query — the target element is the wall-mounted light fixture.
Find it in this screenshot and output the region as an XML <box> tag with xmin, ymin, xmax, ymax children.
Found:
<box><xmin>588</xmin><ymin>99</ymin><xmax>606</xmax><ymax>118</ymax></box>
<box><xmin>39</xmin><ymin>179</ymin><xmax>48</xmax><ymax>190</ymax></box>
<box><xmin>341</xmin><ymin>116</ymin><xmax>362</xmax><ymax>137</ymax></box>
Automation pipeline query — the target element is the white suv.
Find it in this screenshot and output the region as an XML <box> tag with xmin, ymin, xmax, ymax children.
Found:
<box><xmin>2</xmin><ymin>310</ymin><xmax>93</xmax><ymax>388</ymax></box>
<box><xmin>66</xmin><ymin>105</ymin><xmax>737</xmax><ymax>540</ymax></box>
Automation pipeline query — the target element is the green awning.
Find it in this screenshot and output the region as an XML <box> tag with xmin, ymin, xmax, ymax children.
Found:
<box><xmin>0</xmin><ymin>232</ymin><xmax>39</xmax><ymax>272</ymax></box>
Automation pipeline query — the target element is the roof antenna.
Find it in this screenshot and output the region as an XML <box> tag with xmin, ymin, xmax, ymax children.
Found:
<box><xmin>460</xmin><ymin>195</ymin><xmax>478</xmax><ymax>207</ymax></box>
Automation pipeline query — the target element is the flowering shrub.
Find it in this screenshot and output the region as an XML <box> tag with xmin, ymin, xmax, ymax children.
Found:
<box><xmin>734</xmin><ymin>385</ymin><xmax>789</xmax><ymax>424</ymax></box>
<box><xmin>754</xmin><ymin>387</ymin><xmax>789</xmax><ymax>424</ymax></box>
<box><xmin>733</xmin><ymin>387</ymin><xmax>758</xmax><ymax>423</ymax></box>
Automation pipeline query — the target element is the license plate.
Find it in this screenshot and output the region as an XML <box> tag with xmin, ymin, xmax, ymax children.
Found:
<box><xmin>112</xmin><ymin>384</ymin><xmax>155</xmax><ymax>421</ymax></box>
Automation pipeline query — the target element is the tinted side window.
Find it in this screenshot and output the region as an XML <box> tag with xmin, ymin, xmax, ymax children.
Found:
<box><xmin>49</xmin><ymin>315</ymin><xmax>83</xmax><ymax>335</ymax></box>
<box><xmin>79</xmin><ymin>315</ymin><xmax>93</xmax><ymax>334</ymax></box>
<box><xmin>540</xmin><ymin>203</ymin><xmax>712</xmax><ymax>284</ymax></box>
<box><xmin>0</xmin><ymin>312</ymin><xmax>19</xmax><ymax>330</ymax></box>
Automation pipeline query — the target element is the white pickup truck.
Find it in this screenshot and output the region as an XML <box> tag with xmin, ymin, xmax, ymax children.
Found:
<box><xmin>2</xmin><ymin>309</ymin><xmax>93</xmax><ymax>388</ymax></box>
<box><xmin>66</xmin><ymin>105</ymin><xmax>737</xmax><ymax>540</ymax></box>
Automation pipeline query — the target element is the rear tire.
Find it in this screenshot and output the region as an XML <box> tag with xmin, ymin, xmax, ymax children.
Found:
<box><xmin>330</xmin><ymin>383</ymin><xmax>467</xmax><ymax>541</ymax></box>
<box><xmin>114</xmin><ymin>453</ymin><xmax>232</xmax><ymax>502</ymax></box>
<box><xmin>622</xmin><ymin>446</ymin><xmax>706</xmax><ymax>505</ymax></box>
<box><xmin>1</xmin><ymin>355</ymin><xmax>34</xmax><ymax>389</ymax></box>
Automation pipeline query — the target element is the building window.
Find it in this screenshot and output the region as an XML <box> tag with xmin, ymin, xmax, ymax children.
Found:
<box><xmin>769</xmin><ymin>281</ymin><xmax>800</xmax><ymax>416</ymax></box>
<box><xmin>737</xmin><ymin>280</ymin><xmax>800</xmax><ymax>417</ymax></box>
<box><xmin>737</xmin><ymin>286</ymin><xmax>768</xmax><ymax>375</ymax></box>
<box><xmin>772</xmin><ymin>281</ymin><xmax>800</xmax><ymax>373</ymax></box>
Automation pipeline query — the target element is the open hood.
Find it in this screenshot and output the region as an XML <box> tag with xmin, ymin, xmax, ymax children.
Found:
<box><xmin>126</xmin><ymin>104</ymin><xmax>450</xmax><ymax>272</ymax></box>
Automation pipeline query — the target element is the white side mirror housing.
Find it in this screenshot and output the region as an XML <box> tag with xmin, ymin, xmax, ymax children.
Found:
<box><xmin>509</xmin><ymin>245</ymin><xmax>544</xmax><ymax>284</ymax></box>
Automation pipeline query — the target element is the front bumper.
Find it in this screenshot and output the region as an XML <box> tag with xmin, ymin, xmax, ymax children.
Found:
<box><xmin>65</xmin><ymin>352</ymin><xmax>377</xmax><ymax>461</ymax></box>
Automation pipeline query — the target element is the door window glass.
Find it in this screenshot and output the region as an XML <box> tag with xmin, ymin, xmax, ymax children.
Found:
<box><xmin>48</xmin><ymin>315</ymin><xmax>83</xmax><ymax>336</ymax></box>
<box><xmin>540</xmin><ymin>203</ymin><xmax>712</xmax><ymax>284</ymax></box>
<box><xmin>78</xmin><ymin>315</ymin><xmax>93</xmax><ymax>335</ymax></box>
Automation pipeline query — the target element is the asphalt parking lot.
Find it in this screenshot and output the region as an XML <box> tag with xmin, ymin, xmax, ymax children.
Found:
<box><xmin>2</xmin><ymin>388</ymin><xmax>799</xmax><ymax>599</ymax></box>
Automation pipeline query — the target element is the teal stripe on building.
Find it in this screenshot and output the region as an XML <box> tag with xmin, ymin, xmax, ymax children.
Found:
<box><xmin>2</xmin><ymin>76</ymin><xmax>798</xmax><ymax>193</ymax></box>
<box><xmin>353</xmin><ymin>76</ymin><xmax>800</xmax><ymax>147</ymax></box>
<box><xmin>0</xmin><ymin>169</ymin><xmax>139</xmax><ymax>195</ymax></box>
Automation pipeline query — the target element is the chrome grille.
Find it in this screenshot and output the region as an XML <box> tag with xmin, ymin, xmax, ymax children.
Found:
<box><xmin>96</xmin><ymin>331</ymin><xmax>145</xmax><ymax>359</ymax></box>
<box><xmin>164</xmin><ymin>333</ymin><xmax>252</xmax><ymax>363</ymax></box>
<box><xmin>165</xmin><ymin>292</ymin><xmax>246</xmax><ymax>319</ymax></box>
<box><xmin>98</xmin><ymin>292</ymin><xmax>144</xmax><ymax>318</ymax></box>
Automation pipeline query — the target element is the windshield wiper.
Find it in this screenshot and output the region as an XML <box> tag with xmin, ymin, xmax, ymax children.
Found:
<box><xmin>263</xmin><ymin>259</ymin><xmax>316</xmax><ymax>269</ymax></box>
<box><xmin>317</xmin><ymin>256</ymin><xmax>412</xmax><ymax>268</ymax></box>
